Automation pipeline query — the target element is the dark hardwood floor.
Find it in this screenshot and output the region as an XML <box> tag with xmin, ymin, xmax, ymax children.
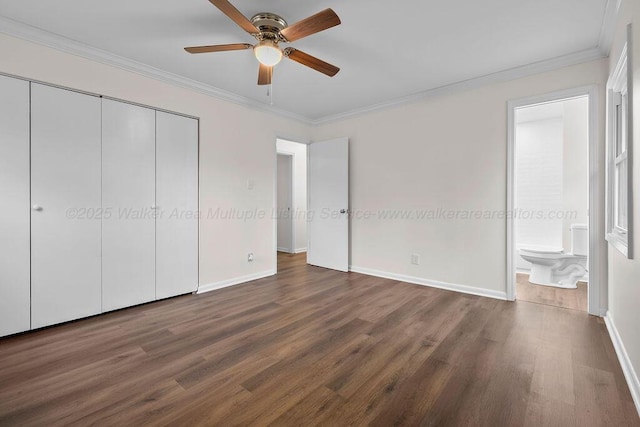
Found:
<box><xmin>0</xmin><ymin>252</ymin><xmax>637</xmax><ymax>426</ymax></box>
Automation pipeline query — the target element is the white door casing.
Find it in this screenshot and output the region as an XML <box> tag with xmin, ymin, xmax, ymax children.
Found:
<box><xmin>507</xmin><ymin>86</ymin><xmax>603</xmax><ymax>316</ymax></box>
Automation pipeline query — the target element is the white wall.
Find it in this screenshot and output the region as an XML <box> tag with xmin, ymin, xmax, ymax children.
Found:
<box><xmin>312</xmin><ymin>59</ymin><xmax>607</xmax><ymax>297</ymax></box>
<box><xmin>515</xmin><ymin>116</ymin><xmax>565</xmax><ymax>259</ymax></box>
<box><xmin>607</xmin><ymin>0</ymin><xmax>640</xmax><ymax>412</ymax></box>
<box><xmin>0</xmin><ymin>29</ymin><xmax>607</xmax><ymax>302</ymax></box>
<box><xmin>0</xmin><ymin>33</ymin><xmax>311</xmax><ymax>288</ymax></box>
<box><xmin>276</xmin><ymin>139</ymin><xmax>307</xmax><ymax>253</ymax></box>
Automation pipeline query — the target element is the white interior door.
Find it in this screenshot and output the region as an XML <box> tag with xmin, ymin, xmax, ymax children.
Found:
<box><xmin>101</xmin><ymin>99</ymin><xmax>156</xmax><ymax>311</ymax></box>
<box><xmin>31</xmin><ymin>84</ymin><xmax>102</xmax><ymax>328</ymax></box>
<box><xmin>156</xmin><ymin>111</ymin><xmax>198</xmax><ymax>299</ymax></box>
<box><xmin>307</xmin><ymin>137</ymin><xmax>349</xmax><ymax>271</ymax></box>
<box><xmin>0</xmin><ymin>76</ymin><xmax>31</xmax><ymax>336</ymax></box>
<box><xmin>277</xmin><ymin>154</ymin><xmax>294</xmax><ymax>253</ymax></box>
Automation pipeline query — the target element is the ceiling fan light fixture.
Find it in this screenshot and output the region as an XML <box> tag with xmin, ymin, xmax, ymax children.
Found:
<box><xmin>184</xmin><ymin>3</ymin><xmax>341</xmax><ymax>85</ymax></box>
<box><xmin>254</xmin><ymin>39</ymin><xmax>282</xmax><ymax>66</ymax></box>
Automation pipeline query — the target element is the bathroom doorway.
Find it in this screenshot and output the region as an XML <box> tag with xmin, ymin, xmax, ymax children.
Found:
<box><xmin>507</xmin><ymin>87</ymin><xmax>602</xmax><ymax>315</ymax></box>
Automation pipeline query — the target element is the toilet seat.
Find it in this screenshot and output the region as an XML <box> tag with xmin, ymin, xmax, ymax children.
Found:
<box><xmin>519</xmin><ymin>247</ymin><xmax>586</xmax><ymax>260</ymax></box>
<box><xmin>519</xmin><ymin>246</ymin><xmax>563</xmax><ymax>255</ymax></box>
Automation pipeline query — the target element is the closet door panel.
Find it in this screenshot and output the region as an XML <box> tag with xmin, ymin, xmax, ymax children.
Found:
<box><xmin>102</xmin><ymin>100</ymin><xmax>156</xmax><ymax>311</ymax></box>
<box><xmin>156</xmin><ymin>112</ymin><xmax>198</xmax><ymax>299</ymax></box>
<box><xmin>0</xmin><ymin>76</ymin><xmax>31</xmax><ymax>336</ymax></box>
<box><xmin>30</xmin><ymin>84</ymin><xmax>102</xmax><ymax>329</ymax></box>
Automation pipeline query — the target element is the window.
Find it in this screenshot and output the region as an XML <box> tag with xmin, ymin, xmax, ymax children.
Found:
<box><xmin>606</xmin><ymin>32</ymin><xmax>633</xmax><ymax>258</ymax></box>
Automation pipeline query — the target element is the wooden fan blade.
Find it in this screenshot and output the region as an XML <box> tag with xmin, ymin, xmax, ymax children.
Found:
<box><xmin>285</xmin><ymin>48</ymin><xmax>340</xmax><ymax>77</ymax></box>
<box><xmin>280</xmin><ymin>8</ymin><xmax>340</xmax><ymax>42</ymax></box>
<box><xmin>209</xmin><ymin>0</ymin><xmax>259</xmax><ymax>34</ymax></box>
<box><xmin>184</xmin><ymin>43</ymin><xmax>253</xmax><ymax>54</ymax></box>
<box><xmin>258</xmin><ymin>64</ymin><xmax>273</xmax><ymax>85</ymax></box>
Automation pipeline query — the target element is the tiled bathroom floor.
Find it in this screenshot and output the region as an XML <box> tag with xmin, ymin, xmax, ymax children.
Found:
<box><xmin>516</xmin><ymin>273</ymin><xmax>587</xmax><ymax>312</ymax></box>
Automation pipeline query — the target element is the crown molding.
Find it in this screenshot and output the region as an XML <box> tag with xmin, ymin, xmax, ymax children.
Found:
<box><xmin>0</xmin><ymin>6</ymin><xmax>620</xmax><ymax>127</ymax></box>
<box><xmin>310</xmin><ymin>47</ymin><xmax>605</xmax><ymax>125</ymax></box>
<box><xmin>598</xmin><ymin>0</ymin><xmax>623</xmax><ymax>56</ymax></box>
<box><xmin>311</xmin><ymin>0</ymin><xmax>620</xmax><ymax>125</ymax></box>
<box><xmin>0</xmin><ymin>15</ymin><xmax>313</xmax><ymax>125</ymax></box>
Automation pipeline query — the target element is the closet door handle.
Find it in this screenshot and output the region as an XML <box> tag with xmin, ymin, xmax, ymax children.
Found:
<box><xmin>32</xmin><ymin>205</ymin><xmax>43</xmax><ymax>211</ymax></box>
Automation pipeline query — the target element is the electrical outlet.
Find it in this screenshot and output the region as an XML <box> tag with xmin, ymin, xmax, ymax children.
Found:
<box><xmin>248</xmin><ymin>252</ymin><xmax>254</xmax><ymax>262</ymax></box>
<box><xmin>411</xmin><ymin>253</ymin><xmax>420</xmax><ymax>265</ymax></box>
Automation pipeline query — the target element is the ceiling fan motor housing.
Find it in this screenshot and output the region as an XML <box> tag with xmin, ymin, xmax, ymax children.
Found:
<box><xmin>251</xmin><ymin>13</ymin><xmax>287</xmax><ymax>39</ymax></box>
<box><xmin>184</xmin><ymin>2</ymin><xmax>341</xmax><ymax>85</ymax></box>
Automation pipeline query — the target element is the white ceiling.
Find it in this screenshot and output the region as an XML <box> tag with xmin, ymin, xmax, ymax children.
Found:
<box><xmin>0</xmin><ymin>0</ymin><xmax>611</xmax><ymax>121</ymax></box>
<box><xmin>517</xmin><ymin>102</ymin><xmax>566</xmax><ymax>124</ymax></box>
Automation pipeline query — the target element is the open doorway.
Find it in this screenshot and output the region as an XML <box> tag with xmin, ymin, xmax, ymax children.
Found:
<box><xmin>277</xmin><ymin>153</ymin><xmax>294</xmax><ymax>253</ymax></box>
<box><xmin>507</xmin><ymin>87</ymin><xmax>602</xmax><ymax>315</ymax></box>
<box><xmin>276</xmin><ymin>138</ymin><xmax>307</xmax><ymax>272</ymax></box>
<box><xmin>513</xmin><ymin>96</ymin><xmax>589</xmax><ymax>312</ymax></box>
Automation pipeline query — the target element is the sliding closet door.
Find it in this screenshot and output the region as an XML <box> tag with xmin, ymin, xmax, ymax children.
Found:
<box><xmin>102</xmin><ymin>99</ymin><xmax>156</xmax><ymax>311</ymax></box>
<box><xmin>0</xmin><ymin>76</ymin><xmax>30</xmax><ymax>336</ymax></box>
<box><xmin>31</xmin><ymin>84</ymin><xmax>102</xmax><ymax>328</ymax></box>
<box><xmin>156</xmin><ymin>112</ymin><xmax>198</xmax><ymax>299</ymax></box>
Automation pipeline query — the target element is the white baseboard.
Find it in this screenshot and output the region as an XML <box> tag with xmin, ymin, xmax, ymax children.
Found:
<box><xmin>349</xmin><ymin>266</ymin><xmax>508</xmax><ymax>301</ymax></box>
<box><xmin>276</xmin><ymin>248</ymin><xmax>306</xmax><ymax>254</ymax></box>
<box><xmin>604</xmin><ymin>312</ymin><xmax>640</xmax><ymax>416</ymax></box>
<box><xmin>197</xmin><ymin>270</ymin><xmax>275</xmax><ymax>294</ymax></box>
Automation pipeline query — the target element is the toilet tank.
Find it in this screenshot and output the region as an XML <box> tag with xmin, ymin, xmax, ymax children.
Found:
<box><xmin>571</xmin><ymin>224</ymin><xmax>589</xmax><ymax>256</ymax></box>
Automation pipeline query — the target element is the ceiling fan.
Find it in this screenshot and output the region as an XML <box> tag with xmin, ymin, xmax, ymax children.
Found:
<box><xmin>184</xmin><ymin>0</ymin><xmax>341</xmax><ymax>85</ymax></box>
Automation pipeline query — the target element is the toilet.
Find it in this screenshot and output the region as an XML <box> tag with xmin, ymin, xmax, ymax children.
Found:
<box><xmin>519</xmin><ymin>224</ymin><xmax>588</xmax><ymax>289</ymax></box>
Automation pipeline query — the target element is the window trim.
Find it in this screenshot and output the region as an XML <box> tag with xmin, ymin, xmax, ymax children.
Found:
<box><xmin>606</xmin><ymin>25</ymin><xmax>634</xmax><ymax>259</ymax></box>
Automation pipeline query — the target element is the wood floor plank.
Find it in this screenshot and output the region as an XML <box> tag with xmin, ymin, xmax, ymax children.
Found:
<box><xmin>516</xmin><ymin>273</ymin><xmax>587</xmax><ymax>312</ymax></box>
<box><xmin>530</xmin><ymin>340</ymin><xmax>575</xmax><ymax>405</ymax></box>
<box><xmin>573</xmin><ymin>364</ymin><xmax>631</xmax><ymax>426</ymax></box>
<box><xmin>0</xmin><ymin>252</ymin><xmax>637</xmax><ymax>426</ymax></box>
<box><xmin>524</xmin><ymin>391</ymin><xmax>577</xmax><ymax>427</ymax></box>
<box><xmin>268</xmin><ymin>385</ymin><xmax>346</xmax><ymax>426</ymax></box>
